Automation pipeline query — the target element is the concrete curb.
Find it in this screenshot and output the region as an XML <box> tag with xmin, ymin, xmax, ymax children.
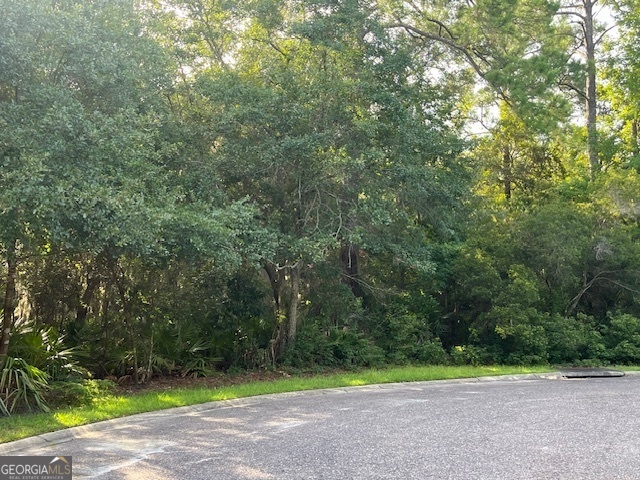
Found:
<box><xmin>1</xmin><ymin>370</ymin><xmax>631</xmax><ymax>455</ymax></box>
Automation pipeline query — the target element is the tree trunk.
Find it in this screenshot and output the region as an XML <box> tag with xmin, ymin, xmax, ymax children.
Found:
<box><xmin>131</xmin><ymin>326</ymin><xmax>139</xmax><ymax>384</ymax></box>
<box><xmin>583</xmin><ymin>0</ymin><xmax>599</xmax><ymax>177</ymax></box>
<box><xmin>287</xmin><ymin>263</ymin><xmax>301</xmax><ymax>345</ymax></box>
<box><xmin>502</xmin><ymin>144</ymin><xmax>512</xmax><ymax>200</ymax></box>
<box><xmin>0</xmin><ymin>241</ymin><xmax>18</xmax><ymax>368</ymax></box>
<box><xmin>263</xmin><ymin>263</ymin><xmax>284</xmax><ymax>313</ymax></box>
<box><xmin>75</xmin><ymin>273</ymin><xmax>100</xmax><ymax>328</ymax></box>
<box><xmin>145</xmin><ymin>329</ymin><xmax>154</xmax><ymax>384</ymax></box>
<box><xmin>632</xmin><ymin>117</ymin><xmax>638</xmax><ymax>157</ymax></box>
<box><xmin>265</xmin><ymin>262</ymin><xmax>291</xmax><ymax>359</ymax></box>
<box><xmin>341</xmin><ymin>243</ymin><xmax>364</xmax><ymax>297</ymax></box>
<box><xmin>269</xmin><ymin>263</ymin><xmax>303</xmax><ymax>359</ymax></box>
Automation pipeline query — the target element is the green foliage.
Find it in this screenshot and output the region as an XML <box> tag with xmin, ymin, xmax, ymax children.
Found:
<box><xmin>603</xmin><ymin>313</ymin><xmax>640</xmax><ymax>364</ymax></box>
<box><xmin>450</xmin><ymin>345</ymin><xmax>499</xmax><ymax>366</ymax></box>
<box><xmin>283</xmin><ymin>324</ymin><xmax>385</xmax><ymax>369</ymax></box>
<box><xmin>541</xmin><ymin>314</ymin><xmax>606</xmax><ymax>365</ymax></box>
<box><xmin>0</xmin><ymin>0</ymin><xmax>176</xmax><ymax>257</ymax></box>
<box><xmin>387</xmin><ymin>0</ymin><xmax>571</xmax><ymax>130</ymax></box>
<box><xmin>9</xmin><ymin>321</ymin><xmax>88</xmax><ymax>381</ymax></box>
<box><xmin>444</xmin><ymin>245</ymin><xmax>503</xmax><ymax>345</ymax></box>
<box><xmin>467</xmin><ymin>264</ymin><xmax>547</xmax><ymax>364</ymax></box>
<box><xmin>113</xmin><ymin>317</ymin><xmax>223</xmax><ymax>379</ymax></box>
<box><xmin>0</xmin><ymin>357</ymin><xmax>50</xmax><ymax>416</ymax></box>
<box><xmin>326</xmin><ymin>328</ymin><xmax>386</xmax><ymax>368</ymax></box>
<box><xmin>371</xmin><ymin>308</ymin><xmax>450</xmax><ymax>365</ymax></box>
<box><xmin>2</xmin><ymin>0</ymin><xmax>640</xmax><ymax>380</ymax></box>
<box><xmin>495</xmin><ymin>323</ymin><xmax>549</xmax><ymax>365</ymax></box>
<box><xmin>282</xmin><ymin>326</ymin><xmax>334</xmax><ymax>368</ymax></box>
<box><xmin>45</xmin><ymin>379</ymin><xmax>116</xmax><ymax>409</ymax></box>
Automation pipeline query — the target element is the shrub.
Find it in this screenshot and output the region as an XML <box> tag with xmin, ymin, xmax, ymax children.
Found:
<box><xmin>450</xmin><ymin>345</ymin><xmax>498</xmax><ymax>366</ymax></box>
<box><xmin>372</xmin><ymin>310</ymin><xmax>449</xmax><ymax>365</ymax></box>
<box><xmin>327</xmin><ymin>328</ymin><xmax>385</xmax><ymax>368</ymax></box>
<box><xmin>483</xmin><ymin>300</ymin><xmax>549</xmax><ymax>365</ymax></box>
<box><xmin>283</xmin><ymin>323</ymin><xmax>384</xmax><ymax>369</ymax></box>
<box><xmin>282</xmin><ymin>325</ymin><xmax>335</xmax><ymax>368</ymax></box>
<box><xmin>152</xmin><ymin>322</ymin><xmax>224</xmax><ymax>377</ymax></box>
<box><xmin>495</xmin><ymin>322</ymin><xmax>549</xmax><ymax>365</ymax></box>
<box><xmin>45</xmin><ymin>379</ymin><xmax>117</xmax><ymax>408</ymax></box>
<box><xmin>413</xmin><ymin>339</ymin><xmax>450</xmax><ymax>364</ymax></box>
<box><xmin>603</xmin><ymin>313</ymin><xmax>640</xmax><ymax>364</ymax></box>
<box><xmin>0</xmin><ymin>357</ymin><xmax>50</xmax><ymax>416</ymax></box>
<box><xmin>9</xmin><ymin>321</ymin><xmax>88</xmax><ymax>381</ymax></box>
<box><xmin>541</xmin><ymin>314</ymin><xmax>606</xmax><ymax>365</ymax></box>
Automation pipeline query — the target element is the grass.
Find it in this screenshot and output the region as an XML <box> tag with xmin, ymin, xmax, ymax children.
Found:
<box><xmin>0</xmin><ymin>365</ymin><xmax>552</xmax><ymax>444</ymax></box>
<box><xmin>618</xmin><ymin>366</ymin><xmax>640</xmax><ymax>371</ymax></box>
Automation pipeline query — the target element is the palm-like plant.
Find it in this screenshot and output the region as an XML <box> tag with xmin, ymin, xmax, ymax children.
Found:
<box><xmin>0</xmin><ymin>357</ymin><xmax>50</xmax><ymax>416</ymax></box>
<box><xmin>10</xmin><ymin>320</ymin><xmax>88</xmax><ymax>381</ymax></box>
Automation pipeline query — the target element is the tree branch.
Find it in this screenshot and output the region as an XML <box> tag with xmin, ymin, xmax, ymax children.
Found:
<box><xmin>594</xmin><ymin>25</ymin><xmax>617</xmax><ymax>46</ymax></box>
<box><xmin>385</xmin><ymin>22</ymin><xmax>487</xmax><ymax>80</ymax></box>
<box><xmin>559</xmin><ymin>80</ymin><xmax>588</xmax><ymax>100</ymax></box>
<box><xmin>556</xmin><ymin>9</ymin><xmax>587</xmax><ymax>23</ymax></box>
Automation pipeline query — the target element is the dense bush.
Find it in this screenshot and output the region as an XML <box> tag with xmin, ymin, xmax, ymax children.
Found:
<box><xmin>541</xmin><ymin>314</ymin><xmax>606</xmax><ymax>364</ymax></box>
<box><xmin>603</xmin><ymin>313</ymin><xmax>640</xmax><ymax>364</ymax></box>
<box><xmin>45</xmin><ymin>379</ymin><xmax>117</xmax><ymax>408</ymax></box>
<box><xmin>370</xmin><ymin>309</ymin><xmax>450</xmax><ymax>365</ymax></box>
<box><xmin>450</xmin><ymin>345</ymin><xmax>499</xmax><ymax>366</ymax></box>
<box><xmin>283</xmin><ymin>323</ymin><xmax>385</xmax><ymax>369</ymax></box>
<box><xmin>495</xmin><ymin>323</ymin><xmax>549</xmax><ymax>365</ymax></box>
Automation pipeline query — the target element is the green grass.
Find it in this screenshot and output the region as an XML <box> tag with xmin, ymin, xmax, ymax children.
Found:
<box><xmin>619</xmin><ymin>366</ymin><xmax>640</xmax><ymax>371</ymax></box>
<box><xmin>0</xmin><ymin>365</ymin><xmax>551</xmax><ymax>444</ymax></box>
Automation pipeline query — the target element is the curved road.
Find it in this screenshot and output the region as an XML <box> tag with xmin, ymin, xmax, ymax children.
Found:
<box><xmin>2</xmin><ymin>374</ymin><xmax>640</xmax><ymax>479</ymax></box>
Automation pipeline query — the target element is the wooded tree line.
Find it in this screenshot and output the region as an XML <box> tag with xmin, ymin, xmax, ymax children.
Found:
<box><xmin>2</xmin><ymin>0</ymin><xmax>640</xmax><ymax>401</ymax></box>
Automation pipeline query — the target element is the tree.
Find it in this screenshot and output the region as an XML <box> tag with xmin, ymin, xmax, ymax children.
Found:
<box><xmin>170</xmin><ymin>0</ymin><xmax>470</xmax><ymax>356</ymax></box>
<box><xmin>380</xmin><ymin>0</ymin><xmax>579</xmax><ymax>214</ymax></box>
<box><xmin>601</xmin><ymin>0</ymin><xmax>640</xmax><ymax>166</ymax></box>
<box><xmin>555</xmin><ymin>0</ymin><xmax>616</xmax><ymax>176</ymax></box>
<box><xmin>474</xmin><ymin>103</ymin><xmax>566</xmax><ymax>205</ymax></box>
<box><xmin>0</xmin><ymin>0</ymin><xmax>175</xmax><ymax>365</ymax></box>
<box><xmin>382</xmin><ymin>0</ymin><xmax>570</xmax><ymax>125</ymax></box>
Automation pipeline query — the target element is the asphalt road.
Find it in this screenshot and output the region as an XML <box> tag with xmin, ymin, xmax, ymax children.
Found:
<box><xmin>2</xmin><ymin>374</ymin><xmax>640</xmax><ymax>479</ymax></box>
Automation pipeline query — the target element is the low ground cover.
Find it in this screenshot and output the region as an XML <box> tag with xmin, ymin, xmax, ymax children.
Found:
<box><xmin>0</xmin><ymin>365</ymin><xmax>551</xmax><ymax>444</ymax></box>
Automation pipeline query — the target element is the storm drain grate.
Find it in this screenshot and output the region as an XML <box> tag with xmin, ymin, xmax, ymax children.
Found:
<box><xmin>559</xmin><ymin>368</ymin><xmax>625</xmax><ymax>379</ymax></box>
